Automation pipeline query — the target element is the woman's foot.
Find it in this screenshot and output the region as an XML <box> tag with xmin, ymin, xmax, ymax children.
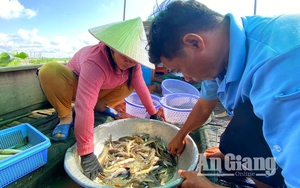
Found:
<box><xmin>101</xmin><ymin>107</ymin><xmax>120</xmax><ymax>117</ymax></box>
<box><xmin>59</xmin><ymin>111</ymin><xmax>73</xmax><ymax>124</ymax></box>
<box><xmin>52</xmin><ymin>111</ymin><xmax>73</xmax><ymax>141</ymax></box>
<box><xmin>94</xmin><ymin>100</ymin><xmax>120</xmax><ymax>117</ymax></box>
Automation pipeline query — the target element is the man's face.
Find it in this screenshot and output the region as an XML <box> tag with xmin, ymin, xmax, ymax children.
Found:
<box><xmin>160</xmin><ymin>47</ymin><xmax>219</xmax><ymax>82</ymax></box>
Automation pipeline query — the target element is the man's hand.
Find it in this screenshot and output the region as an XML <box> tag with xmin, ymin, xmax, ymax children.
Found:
<box><xmin>168</xmin><ymin>133</ymin><xmax>186</xmax><ymax>157</ymax></box>
<box><xmin>178</xmin><ymin>170</ymin><xmax>227</xmax><ymax>188</ymax></box>
<box><xmin>204</xmin><ymin>146</ymin><xmax>225</xmax><ymax>159</ymax></box>
<box><xmin>80</xmin><ymin>153</ymin><xmax>103</xmax><ymax>180</ymax></box>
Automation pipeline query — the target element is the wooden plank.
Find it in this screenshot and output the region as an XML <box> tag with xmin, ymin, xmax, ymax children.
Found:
<box><xmin>0</xmin><ymin>113</ymin><xmax>31</xmax><ymax>126</ymax></box>
<box><xmin>32</xmin><ymin>109</ymin><xmax>55</xmax><ymax>116</ymax></box>
<box><xmin>17</xmin><ymin>116</ymin><xmax>38</xmax><ymax>123</ymax></box>
<box><xmin>6</xmin><ymin>120</ymin><xmax>23</xmax><ymax>127</ymax></box>
<box><xmin>28</xmin><ymin>113</ymin><xmax>48</xmax><ymax>119</ymax></box>
<box><xmin>0</xmin><ymin>68</ymin><xmax>48</xmax><ymax>117</ymax></box>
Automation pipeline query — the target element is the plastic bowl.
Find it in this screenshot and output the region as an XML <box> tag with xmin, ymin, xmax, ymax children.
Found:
<box><xmin>124</xmin><ymin>93</ymin><xmax>161</xmax><ymax>118</ymax></box>
<box><xmin>160</xmin><ymin>93</ymin><xmax>200</xmax><ymax>124</ymax></box>
<box><xmin>161</xmin><ymin>79</ymin><xmax>200</xmax><ymax>96</ymax></box>
<box><xmin>64</xmin><ymin>119</ymin><xmax>199</xmax><ymax>188</ymax></box>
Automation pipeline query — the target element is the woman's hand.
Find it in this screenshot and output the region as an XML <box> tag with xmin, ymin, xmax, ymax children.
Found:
<box><xmin>149</xmin><ymin>113</ymin><xmax>162</xmax><ymax>121</ymax></box>
<box><xmin>81</xmin><ymin>153</ymin><xmax>103</xmax><ymax>180</ymax></box>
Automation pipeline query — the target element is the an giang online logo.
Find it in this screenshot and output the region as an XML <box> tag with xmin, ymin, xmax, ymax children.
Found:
<box><xmin>197</xmin><ymin>153</ymin><xmax>277</xmax><ymax>177</ymax></box>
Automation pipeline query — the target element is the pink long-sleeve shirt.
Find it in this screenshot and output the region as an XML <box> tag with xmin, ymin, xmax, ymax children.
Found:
<box><xmin>66</xmin><ymin>42</ymin><xmax>156</xmax><ymax>156</ymax></box>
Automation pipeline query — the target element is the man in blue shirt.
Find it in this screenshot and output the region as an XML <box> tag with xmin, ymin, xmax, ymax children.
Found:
<box><xmin>147</xmin><ymin>0</ymin><xmax>300</xmax><ymax>187</ymax></box>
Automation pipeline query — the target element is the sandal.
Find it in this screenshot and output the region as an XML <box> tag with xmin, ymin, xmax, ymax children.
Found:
<box><xmin>52</xmin><ymin>121</ymin><xmax>73</xmax><ymax>141</ymax></box>
<box><xmin>99</xmin><ymin>107</ymin><xmax>120</xmax><ymax>118</ymax></box>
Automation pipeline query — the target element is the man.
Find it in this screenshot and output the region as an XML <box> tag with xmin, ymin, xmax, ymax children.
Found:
<box><xmin>147</xmin><ymin>0</ymin><xmax>300</xmax><ymax>187</ymax></box>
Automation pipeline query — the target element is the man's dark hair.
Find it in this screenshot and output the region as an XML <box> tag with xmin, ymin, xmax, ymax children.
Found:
<box><xmin>147</xmin><ymin>0</ymin><xmax>224</xmax><ymax>64</ymax></box>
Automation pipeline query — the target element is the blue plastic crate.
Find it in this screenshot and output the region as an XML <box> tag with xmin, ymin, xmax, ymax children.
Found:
<box><xmin>0</xmin><ymin>123</ymin><xmax>51</xmax><ymax>187</ymax></box>
<box><xmin>141</xmin><ymin>65</ymin><xmax>153</xmax><ymax>86</ymax></box>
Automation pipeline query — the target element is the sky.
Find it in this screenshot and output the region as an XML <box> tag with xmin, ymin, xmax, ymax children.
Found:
<box><xmin>1</xmin><ymin>0</ymin><xmax>300</xmax><ymax>58</ymax></box>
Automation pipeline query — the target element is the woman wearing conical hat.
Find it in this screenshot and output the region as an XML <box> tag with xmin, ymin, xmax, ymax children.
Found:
<box><xmin>36</xmin><ymin>17</ymin><xmax>160</xmax><ymax>180</ymax></box>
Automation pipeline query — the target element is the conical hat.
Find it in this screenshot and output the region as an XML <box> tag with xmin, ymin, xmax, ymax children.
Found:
<box><xmin>88</xmin><ymin>17</ymin><xmax>155</xmax><ymax>69</ymax></box>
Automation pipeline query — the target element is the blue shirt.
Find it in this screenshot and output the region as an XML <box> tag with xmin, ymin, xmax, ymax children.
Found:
<box><xmin>201</xmin><ymin>13</ymin><xmax>300</xmax><ymax>187</ymax></box>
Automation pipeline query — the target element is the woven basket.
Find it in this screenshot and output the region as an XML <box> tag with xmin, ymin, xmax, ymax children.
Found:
<box><xmin>125</xmin><ymin>93</ymin><xmax>161</xmax><ymax>118</ymax></box>
<box><xmin>160</xmin><ymin>93</ymin><xmax>199</xmax><ymax>124</ymax></box>
<box><xmin>161</xmin><ymin>79</ymin><xmax>200</xmax><ymax>96</ymax></box>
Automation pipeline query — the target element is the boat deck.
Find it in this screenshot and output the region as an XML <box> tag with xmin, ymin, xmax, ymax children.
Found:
<box><xmin>0</xmin><ymin>72</ymin><xmax>256</xmax><ymax>188</ymax></box>
<box><xmin>0</xmin><ymin>102</ymin><xmax>234</xmax><ymax>188</ymax></box>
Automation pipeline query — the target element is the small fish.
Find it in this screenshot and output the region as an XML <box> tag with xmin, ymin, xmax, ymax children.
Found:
<box><xmin>106</xmin><ymin>176</ymin><xmax>130</xmax><ymax>188</ymax></box>
<box><xmin>0</xmin><ymin>154</ymin><xmax>13</xmax><ymax>160</ymax></box>
<box><xmin>11</xmin><ymin>137</ymin><xmax>28</xmax><ymax>149</ymax></box>
<box><xmin>106</xmin><ymin>158</ymin><xmax>135</xmax><ymax>170</ymax></box>
<box><xmin>115</xmin><ymin>151</ymin><xmax>131</xmax><ymax>158</ymax></box>
<box><xmin>0</xmin><ymin>149</ymin><xmax>22</xmax><ymax>155</ymax></box>
<box><xmin>96</xmin><ymin>134</ymin><xmax>177</xmax><ymax>187</ymax></box>
<box><xmin>0</xmin><ymin>137</ymin><xmax>28</xmax><ymax>161</ymax></box>
<box><xmin>134</xmin><ymin>165</ymin><xmax>154</xmax><ymax>175</ymax></box>
<box><xmin>108</xmin><ymin>148</ymin><xmax>122</xmax><ymax>154</ymax></box>
<box><xmin>98</xmin><ymin>145</ymin><xmax>109</xmax><ymax>166</ymax></box>
<box><xmin>159</xmin><ymin>167</ymin><xmax>176</xmax><ymax>185</ymax></box>
<box><xmin>104</xmin><ymin>167</ymin><xmax>127</xmax><ymax>181</ymax></box>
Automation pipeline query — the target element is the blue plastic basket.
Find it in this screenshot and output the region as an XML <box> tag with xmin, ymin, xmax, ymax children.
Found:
<box><xmin>125</xmin><ymin>93</ymin><xmax>161</xmax><ymax>118</ymax></box>
<box><xmin>161</xmin><ymin>79</ymin><xmax>200</xmax><ymax>96</ymax></box>
<box><xmin>160</xmin><ymin>93</ymin><xmax>200</xmax><ymax>124</ymax></box>
<box><xmin>0</xmin><ymin>123</ymin><xmax>51</xmax><ymax>187</ymax></box>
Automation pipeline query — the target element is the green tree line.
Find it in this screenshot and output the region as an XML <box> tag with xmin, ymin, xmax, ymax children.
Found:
<box><xmin>0</xmin><ymin>51</ymin><xmax>70</xmax><ymax>67</ymax></box>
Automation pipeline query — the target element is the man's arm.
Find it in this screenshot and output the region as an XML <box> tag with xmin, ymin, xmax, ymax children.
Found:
<box><xmin>179</xmin><ymin>98</ymin><xmax>218</xmax><ymax>140</ymax></box>
<box><xmin>168</xmin><ymin>98</ymin><xmax>218</xmax><ymax>156</ymax></box>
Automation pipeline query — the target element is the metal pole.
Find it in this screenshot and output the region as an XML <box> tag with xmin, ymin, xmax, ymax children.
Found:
<box><xmin>123</xmin><ymin>0</ymin><xmax>126</xmax><ymax>20</ymax></box>
<box><xmin>254</xmin><ymin>0</ymin><xmax>257</xmax><ymax>15</ymax></box>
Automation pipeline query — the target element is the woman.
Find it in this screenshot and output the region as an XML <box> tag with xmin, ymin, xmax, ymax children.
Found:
<box><xmin>37</xmin><ymin>17</ymin><xmax>160</xmax><ymax>180</ymax></box>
